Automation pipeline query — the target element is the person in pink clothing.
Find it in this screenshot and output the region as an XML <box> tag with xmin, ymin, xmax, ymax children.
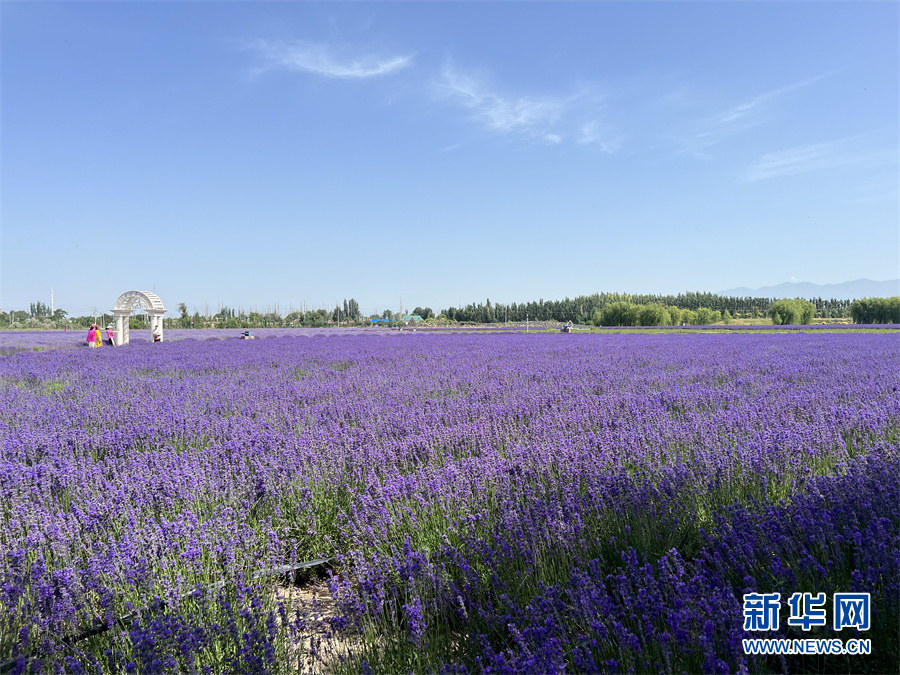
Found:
<box><xmin>86</xmin><ymin>324</ymin><xmax>97</xmax><ymax>348</ymax></box>
<box><xmin>105</xmin><ymin>325</ymin><xmax>116</xmax><ymax>347</ymax></box>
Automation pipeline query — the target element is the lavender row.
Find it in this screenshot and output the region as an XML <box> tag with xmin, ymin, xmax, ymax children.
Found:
<box><xmin>0</xmin><ymin>321</ymin><xmax>891</xmax><ymax>354</ymax></box>
<box><xmin>0</xmin><ymin>327</ymin><xmax>410</xmax><ymax>352</ymax></box>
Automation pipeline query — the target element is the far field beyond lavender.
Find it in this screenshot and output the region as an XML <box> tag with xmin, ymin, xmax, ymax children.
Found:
<box><xmin>0</xmin><ymin>332</ymin><xmax>897</xmax><ymax>673</ymax></box>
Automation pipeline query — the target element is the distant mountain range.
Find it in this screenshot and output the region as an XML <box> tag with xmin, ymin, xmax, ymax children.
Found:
<box><xmin>720</xmin><ymin>278</ymin><xmax>900</xmax><ymax>301</ymax></box>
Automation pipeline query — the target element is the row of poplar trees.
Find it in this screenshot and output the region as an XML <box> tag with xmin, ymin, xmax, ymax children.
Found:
<box><xmin>849</xmin><ymin>297</ymin><xmax>900</xmax><ymax>324</ymax></box>
<box><xmin>441</xmin><ymin>293</ymin><xmax>855</xmax><ymax>325</ymax></box>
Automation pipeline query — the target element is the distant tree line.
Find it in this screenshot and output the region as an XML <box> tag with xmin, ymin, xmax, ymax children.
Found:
<box><xmin>2</xmin><ymin>293</ymin><xmax>896</xmax><ymax>330</ymax></box>
<box><xmin>849</xmin><ymin>297</ymin><xmax>900</xmax><ymax>324</ymax></box>
<box><xmin>440</xmin><ymin>292</ymin><xmax>854</xmax><ymax>325</ymax></box>
<box><xmin>584</xmin><ymin>299</ymin><xmax>828</xmax><ymax>327</ymax></box>
<box><xmin>591</xmin><ymin>302</ymin><xmax>730</xmax><ymax>327</ymax></box>
<box><xmin>170</xmin><ymin>299</ymin><xmax>367</xmax><ymax>329</ymax></box>
<box><xmin>153</xmin><ymin>297</ymin><xmax>429</xmax><ymax>329</ymax></box>
<box><xmin>2</xmin><ymin>306</ymin><xmax>69</xmax><ymax>326</ymax></box>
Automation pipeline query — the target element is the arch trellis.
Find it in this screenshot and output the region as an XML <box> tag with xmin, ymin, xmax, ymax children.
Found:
<box><xmin>111</xmin><ymin>291</ymin><xmax>167</xmax><ymax>346</ymax></box>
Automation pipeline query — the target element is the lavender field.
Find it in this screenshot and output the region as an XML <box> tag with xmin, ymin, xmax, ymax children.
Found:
<box><xmin>0</xmin><ymin>332</ymin><xmax>897</xmax><ymax>674</ymax></box>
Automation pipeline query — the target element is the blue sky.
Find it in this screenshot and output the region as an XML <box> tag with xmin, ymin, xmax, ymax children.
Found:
<box><xmin>3</xmin><ymin>1</ymin><xmax>898</xmax><ymax>318</ymax></box>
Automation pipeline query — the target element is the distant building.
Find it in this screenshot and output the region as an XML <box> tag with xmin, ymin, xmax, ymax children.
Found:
<box><xmin>401</xmin><ymin>315</ymin><xmax>424</xmax><ymax>325</ymax></box>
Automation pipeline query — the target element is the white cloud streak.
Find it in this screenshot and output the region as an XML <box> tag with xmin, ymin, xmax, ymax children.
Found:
<box><xmin>251</xmin><ymin>40</ymin><xmax>414</xmax><ymax>79</ymax></box>
<box><xmin>578</xmin><ymin>121</ymin><xmax>600</xmax><ymax>145</ymax></box>
<box><xmin>671</xmin><ymin>72</ymin><xmax>836</xmax><ymax>159</ymax></box>
<box><xmin>435</xmin><ymin>65</ymin><xmax>570</xmax><ymax>134</ymax></box>
<box><xmin>745</xmin><ymin>139</ymin><xmax>853</xmax><ymax>182</ymax></box>
<box><xmin>434</xmin><ymin>63</ymin><xmax>606</xmax><ymax>147</ymax></box>
<box><xmin>714</xmin><ymin>72</ymin><xmax>834</xmax><ymax>124</ymax></box>
<box><xmin>578</xmin><ymin>121</ymin><xmax>620</xmax><ymax>153</ymax></box>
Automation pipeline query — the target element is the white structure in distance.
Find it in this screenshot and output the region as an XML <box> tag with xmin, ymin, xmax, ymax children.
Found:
<box><xmin>110</xmin><ymin>291</ymin><xmax>167</xmax><ymax>346</ymax></box>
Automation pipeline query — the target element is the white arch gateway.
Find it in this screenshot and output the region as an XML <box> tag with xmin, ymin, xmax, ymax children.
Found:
<box><xmin>110</xmin><ymin>291</ymin><xmax>167</xmax><ymax>346</ymax></box>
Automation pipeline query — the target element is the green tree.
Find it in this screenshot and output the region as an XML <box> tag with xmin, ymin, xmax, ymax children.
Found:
<box><xmin>300</xmin><ymin>310</ymin><xmax>326</xmax><ymax>327</ymax></box>
<box><xmin>798</xmin><ymin>300</ymin><xmax>814</xmax><ymax>324</ymax></box>
<box><xmin>178</xmin><ymin>302</ymin><xmax>191</xmax><ymax>328</ymax></box>
<box><xmin>262</xmin><ymin>312</ymin><xmax>282</xmax><ymax>327</ymax></box>
<box><xmin>638</xmin><ymin>303</ymin><xmax>668</xmax><ymax>326</ymax></box>
<box><xmin>599</xmin><ymin>302</ymin><xmax>638</xmax><ymax>326</ymax></box>
<box><xmin>213</xmin><ymin>306</ymin><xmax>236</xmax><ymax>323</ymax></box>
<box><xmin>769</xmin><ymin>299</ymin><xmax>815</xmax><ymax>325</ymax></box>
<box><xmin>485</xmin><ymin>299</ymin><xmax>495</xmax><ymax>323</ymax></box>
<box><xmin>769</xmin><ymin>300</ymin><xmax>796</xmax><ymax>325</ymax></box>
<box><xmin>695</xmin><ymin>307</ymin><xmax>720</xmax><ymax>325</ymax></box>
<box><xmin>29</xmin><ymin>302</ymin><xmax>51</xmax><ymax>318</ymax></box>
<box><xmin>666</xmin><ymin>306</ymin><xmax>683</xmax><ymax>326</ymax></box>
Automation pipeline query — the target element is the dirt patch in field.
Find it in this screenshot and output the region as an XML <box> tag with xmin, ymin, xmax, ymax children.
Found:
<box><xmin>276</xmin><ymin>580</ymin><xmax>363</xmax><ymax>674</ymax></box>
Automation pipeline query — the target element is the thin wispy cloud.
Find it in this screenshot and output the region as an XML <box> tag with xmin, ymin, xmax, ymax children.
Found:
<box><xmin>715</xmin><ymin>71</ymin><xmax>835</xmax><ymax>124</ymax></box>
<box><xmin>745</xmin><ymin>138</ymin><xmax>857</xmax><ymax>182</ymax></box>
<box><xmin>578</xmin><ymin>121</ymin><xmax>620</xmax><ymax>153</ymax></box>
<box><xmin>435</xmin><ymin>64</ymin><xmax>569</xmax><ymax>134</ymax></box>
<box><xmin>671</xmin><ymin>72</ymin><xmax>836</xmax><ymax>160</ymax></box>
<box><xmin>673</xmin><ymin>121</ymin><xmax>764</xmax><ymax>160</ymax></box>
<box><xmin>251</xmin><ymin>39</ymin><xmax>414</xmax><ymax>79</ymax></box>
<box><xmin>579</xmin><ymin>121</ymin><xmax>600</xmax><ymax>145</ymax></box>
<box><xmin>434</xmin><ymin>63</ymin><xmax>606</xmax><ymax>147</ymax></box>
